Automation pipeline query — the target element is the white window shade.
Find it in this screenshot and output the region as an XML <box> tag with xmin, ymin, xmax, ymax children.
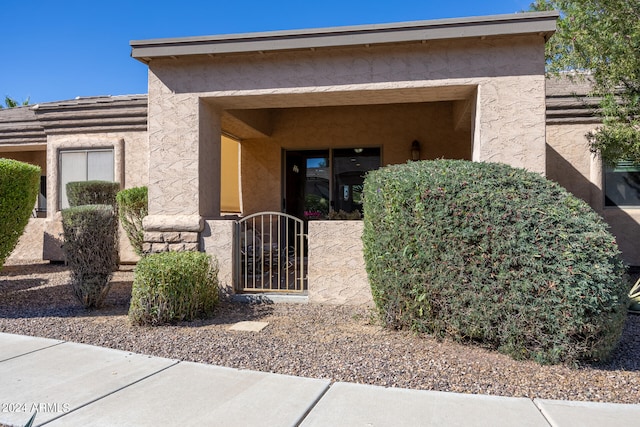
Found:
<box><xmin>59</xmin><ymin>149</ymin><xmax>114</xmax><ymax>209</ymax></box>
<box><xmin>88</xmin><ymin>150</ymin><xmax>114</xmax><ymax>181</ymax></box>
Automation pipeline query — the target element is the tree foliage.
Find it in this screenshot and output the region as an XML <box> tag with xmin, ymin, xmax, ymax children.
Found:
<box><xmin>531</xmin><ymin>0</ymin><xmax>640</xmax><ymax>165</ymax></box>
<box><xmin>1</xmin><ymin>96</ymin><xmax>30</xmax><ymax>109</ymax></box>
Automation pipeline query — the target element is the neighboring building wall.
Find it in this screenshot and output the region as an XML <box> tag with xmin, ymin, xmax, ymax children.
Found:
<box><xmin>546</xmin><ymin>123</ymin><xmax>599</xmax><ymax>208</ymax></box>
<box><xmin>44</xmin><ymin>130</ymin><xmax>149</xmax><ymax>263</ymax></box>
<box><xmin>0</xmin><ymin>150</ymin><xmax>46</xmax><ymax>174</ymax></box>
<box><xmin>547</xmin><ymin>123</ymin><xmax>640</xmax><ymax>266</ymax></box>
<box><xmin>546</xmin><ymin>77</ymin><xmax>640</xmax><ymax>266</ymax></box>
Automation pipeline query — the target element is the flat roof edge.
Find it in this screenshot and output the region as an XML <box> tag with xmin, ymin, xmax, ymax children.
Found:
<box><xmin>131</xmin><ymin>11</ymin><xmax>558</xmax><ymax>61</ymax></box>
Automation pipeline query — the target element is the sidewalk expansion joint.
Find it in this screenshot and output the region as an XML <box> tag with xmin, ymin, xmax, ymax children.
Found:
<box><xmin>0</xmin><ymin>341</ymin><xmax>65</xmax><ymax>363</ymax></box>
<box><xmin>38</xmin><ymin>359</ymin><xmax>181</xmax><ymax>426</ymax></box>
<box><xmin>293</xmin><ymin>381</ymin><xmax>333</xmax><ymax>427</ymax></box>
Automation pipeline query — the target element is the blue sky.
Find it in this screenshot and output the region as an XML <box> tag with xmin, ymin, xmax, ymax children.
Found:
<box><xmin>3</xmin><ymin>0</ymin><xmax>533</xmax><ymax>105</ymax></box>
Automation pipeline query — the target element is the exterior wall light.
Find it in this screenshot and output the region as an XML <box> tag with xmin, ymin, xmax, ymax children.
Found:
<box><xmin>411</xmin><ymin>140</ymin><xmax>421</xmax><ymax>161</ymax></box>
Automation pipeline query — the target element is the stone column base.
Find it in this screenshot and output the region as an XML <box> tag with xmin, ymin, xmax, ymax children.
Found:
<box><xmin>142</xmin><ymin>215</ymin><xmax>204</xmax><ymax>253</ymax></box>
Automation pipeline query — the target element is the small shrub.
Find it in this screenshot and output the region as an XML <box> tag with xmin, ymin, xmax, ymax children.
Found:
<box><xmin>0</xmin><ymin>158</ymin><xmax>41</xmax><ymax>267</ymax></box>
<box><xmin>116</xmin><ymin>186</ymin><xmax>148</xmax><ymax>255</ymax></box>
<box><xmin>62</xmin><ymin>204</ymin><xmax>119</xmax><ymax>308</ymax></box>
<box><xmin>363</xmin><ymin>159</ymin><xmax>628</xmax><ymax>364</ymax></box>
<box><xmin>129</xmin><ymin>251</ymin><xmax>219</xmax><ymax>326</ymax></box>
<box><xmin>66</xmin><ymin>180</ymin><xmax>120</xmax><ymax>207</ymax></box>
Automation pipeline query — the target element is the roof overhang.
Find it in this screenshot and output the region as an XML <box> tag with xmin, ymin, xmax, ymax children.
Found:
<box><xmin>130</xmin><ymin>11</ymin><xmax>558</xmax><ymax>63</ymax></box>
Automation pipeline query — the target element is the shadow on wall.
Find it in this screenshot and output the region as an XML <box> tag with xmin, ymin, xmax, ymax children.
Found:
<box><xmin>547</xmin><ymin>144</ymin><xmax>640</xmax><ymax>267</ymax></box>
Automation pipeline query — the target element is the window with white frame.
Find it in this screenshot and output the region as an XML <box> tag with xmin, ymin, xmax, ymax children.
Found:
<box><xmin>604</xmin><ymin>161</ymin><xmax>640</xmax><ymax>207</ymax></box>
<box><xmin>59</xmin><ymin>149</ymin><xmax>114</xmax><ymax>209</ymax></box>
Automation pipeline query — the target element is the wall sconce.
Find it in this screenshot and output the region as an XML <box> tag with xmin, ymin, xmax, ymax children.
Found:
<box><xmin>411</xmin><ymin>140</ymin><xmax>421</xmax><ymax>161</ymax></box>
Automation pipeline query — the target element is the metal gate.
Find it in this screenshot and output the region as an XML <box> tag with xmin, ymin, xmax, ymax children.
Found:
<box><xmin>234</xmin><ymin>212</ymin><xmax>307</xmax><ymax>293</ymax></box>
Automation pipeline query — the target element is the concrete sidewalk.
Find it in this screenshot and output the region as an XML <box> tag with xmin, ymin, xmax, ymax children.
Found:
<box><xmin>0</xmin><ymin>332</ymin><xmax>638</xmax><ymax>426</ymax></box>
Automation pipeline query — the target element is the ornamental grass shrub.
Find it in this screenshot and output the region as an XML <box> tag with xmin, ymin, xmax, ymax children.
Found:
<box><xmin>362</xmin><ymin>160</ymin><xmax>628</xmax><ymax>364</ymax></box>
<box><xmin>66</xmin><ymin>180</ymin><xmax>120</xmax><ymax>207</ymax></box>
<box><xmin>62</xmin><ymin>204</ymin><xmax>119</xmax><ymax>308</ymax></box>
<box><xmin>0</xmin><ymin>158</ymin><xmax>41</xmax><ymax>268</ymax></box>
<box><xmin>116</xmin><ymin>186</ymin><xmax>148</xmax><ymax>256</ymax></box>
<box><xmin>129</xmin><ymin>251</ymin><xmax>219</xmax><ymax>326</ymax></box>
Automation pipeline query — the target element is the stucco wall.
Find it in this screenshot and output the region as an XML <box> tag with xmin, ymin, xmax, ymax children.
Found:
<box><xmin>201</xmin><ymin>219</ymin><xmax>235</xmax><ymax>296</ymax></box>
<box><xmin>307</xmin><ymin>221</ymin><xmax>372</xmax><ymax>306</ymax></box>
<box><xmin>241</xmin><ymin>102</ymin><xmax>471</xmax><ymax>214</ymax></box>
<box><xmin>146</xmin><ymin>93</ymin><xmax>221</xmax><ymax>219</ymax></box>
<box><xmin>146</xmin><ymin>35</ymin><xmax>548</xmax><ymax>204</ymax></box>
<box><xmin>6</xmin><ymin>218</ymin><xmax>46</xmax><ymax>264</ymax></box>
<box><xmin>143</xmin><ymin>32</ymin><xmax>550</xmax><ymax>293</ymax></box>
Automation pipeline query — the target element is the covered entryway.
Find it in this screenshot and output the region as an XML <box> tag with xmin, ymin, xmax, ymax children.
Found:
<box><xmin>131</xmin><ymin>12</ymin><xmax>557</xmax><ymax>303</ymax></box>
<box><xmin>234</xmin><ymin>212</ymin><xmax>307</xmax><ymax>293</ymax></box>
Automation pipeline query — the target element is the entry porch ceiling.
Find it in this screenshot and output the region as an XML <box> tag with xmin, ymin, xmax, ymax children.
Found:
<box><xmin>218</xmin><ymin>84</ymin><xmax>476</xmax><ymax>139</ymax></box>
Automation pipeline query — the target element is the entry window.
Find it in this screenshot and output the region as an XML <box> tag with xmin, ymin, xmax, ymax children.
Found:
<box><xmin>605</xmin><ymin>161</ymin><xmax>640</xmax><ymax>207</ymax></box>
<box><xmin>59</xmin><ymin>149</ymin><xmax>114</xmax><ymax>209</ymax></box>
<box><xmin>285</xmin><ymin>148</ymin><xmax>380</xmax><ymax>220</ymax></box>
<box><xmin>332</xmin><ymin>148</ymin><xmax>380</xmax><ymax>215</ymax></box>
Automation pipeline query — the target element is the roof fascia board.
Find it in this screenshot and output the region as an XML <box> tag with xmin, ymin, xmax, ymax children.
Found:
<box><xmin>131</xmin><ymin>11</ymin><xmax>558</xmax><ymax>61</ymax></box>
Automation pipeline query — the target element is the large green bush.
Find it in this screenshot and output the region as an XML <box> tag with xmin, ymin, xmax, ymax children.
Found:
<box><xmin>66</xmin><ymin>180</ymin><xmax>120</xmax><ymax>207</ymax></box>
<box><xmin>363</xmin><ymin>160</ymin><xmax>628</xmax><ymax>364</ymax></box>
<box><xmin>62</xmin><ymin>204</ymin><xmax>119</xmax><ymax>308</ymax></box>
<box><xmin>0</xmin><ymin>158</ymin><xmax>40</xmax><ymax>267</ymax></box>
<box><xmin>129</xmin><ymin>251</ymin><xmax>219</xmax><ymax>326</ymax></box>
<box><xmin>116</xmin><ymin>186</ymin><xmax>148</xmax><ymax>256</ymax></box>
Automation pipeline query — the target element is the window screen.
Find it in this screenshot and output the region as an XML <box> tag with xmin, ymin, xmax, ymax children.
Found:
<box><xmin>59</xmin><ymin>149</ymin><xmax>114</xmax><ymax>209</ymax></box>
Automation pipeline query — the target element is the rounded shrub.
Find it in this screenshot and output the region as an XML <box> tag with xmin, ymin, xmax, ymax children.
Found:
<box><xmin>362</xmin><ymin>159</ymin><xmax>628</xmax><ymax>364</ymax></box>
<box><xmin>66</xmin><ymin>180</ymin><xmax>120</xmax><ymax>207</ymax></box>
<box><xmin>0</xmin><ymin>158</ymin><xmax>41</xmax><ymax>267</ymax></box>
<box><xmin>116</xmin><ymin>186</ymin><xmax>148</xmax><ymax>256</ymax></box>
<box><xmin>62</xmin><ymin>204</ymin><xmax>119</xmax><ymax>308</ymax></box>
<box><xmin>129</xmin><ymin>251</ymin><xmax>219</xmax><ymax>326</ymax></box>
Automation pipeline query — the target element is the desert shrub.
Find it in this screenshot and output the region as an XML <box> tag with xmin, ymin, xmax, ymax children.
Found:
<box><xmin>116</xmin><ymin>186</ymin><xmax>148</xmax><ymax>255</ymax></box>
<box><xmin>0</xmin><ymin>158</ymin><xmax>40</xmax><ymax>267</ymax></box>
<box><xmin>129</xmin><ymin>251</ymin><xmax>219</xmax><ymax>325</ymax></box>
<box><xmin>62</xmin><ymin>204</ymin><xmax>119</xmax><ymax>308</ymax></box>
<box><xmin>66</xmin><ymin>180</ymin><xmax>120</xmax><ymax>207</ymax></box>
<box><xmin>363</xmin><ymin>159</ymin><xmax>628</xmax><ymax>364</ymax></box>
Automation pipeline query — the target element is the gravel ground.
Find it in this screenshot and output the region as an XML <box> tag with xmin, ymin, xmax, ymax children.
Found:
<box><xmin>1</xmin><ymin>261</ymin><xmax>639</xmax><ymax>404</ymax></box>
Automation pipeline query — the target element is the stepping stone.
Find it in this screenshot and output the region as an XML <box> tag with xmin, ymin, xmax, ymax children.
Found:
<box><xmin>229</xmin><ymin>321</ymin><xmax>269</xmax><ymax>332</ymax></box>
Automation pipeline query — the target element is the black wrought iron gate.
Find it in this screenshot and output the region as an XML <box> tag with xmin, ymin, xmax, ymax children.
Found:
<box><xmin>234</xmin><ymin>212</ymin><xmax>307</xmax><ymax>293</ymax></box>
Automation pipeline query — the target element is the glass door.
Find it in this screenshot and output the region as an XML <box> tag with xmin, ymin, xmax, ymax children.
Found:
<box><xmin>284</xmin><ymin>148</ymin><xmax>380</xmax><ymax>219</ymax></box>
<box><xmin>284</xmin><ymin>150</ymin><xmax>330</xmax><ymax>220</ymax></box>
<box><xmin>332</xmin><ymin>148</ymin><xmax>380</xmax><ymax>215</ymax></box>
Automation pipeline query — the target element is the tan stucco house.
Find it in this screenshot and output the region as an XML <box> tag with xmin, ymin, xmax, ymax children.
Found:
<box><xmin>2</xmin><ymin>11</ymin><xmax>638</xmax><ymax>304</ymax></box>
